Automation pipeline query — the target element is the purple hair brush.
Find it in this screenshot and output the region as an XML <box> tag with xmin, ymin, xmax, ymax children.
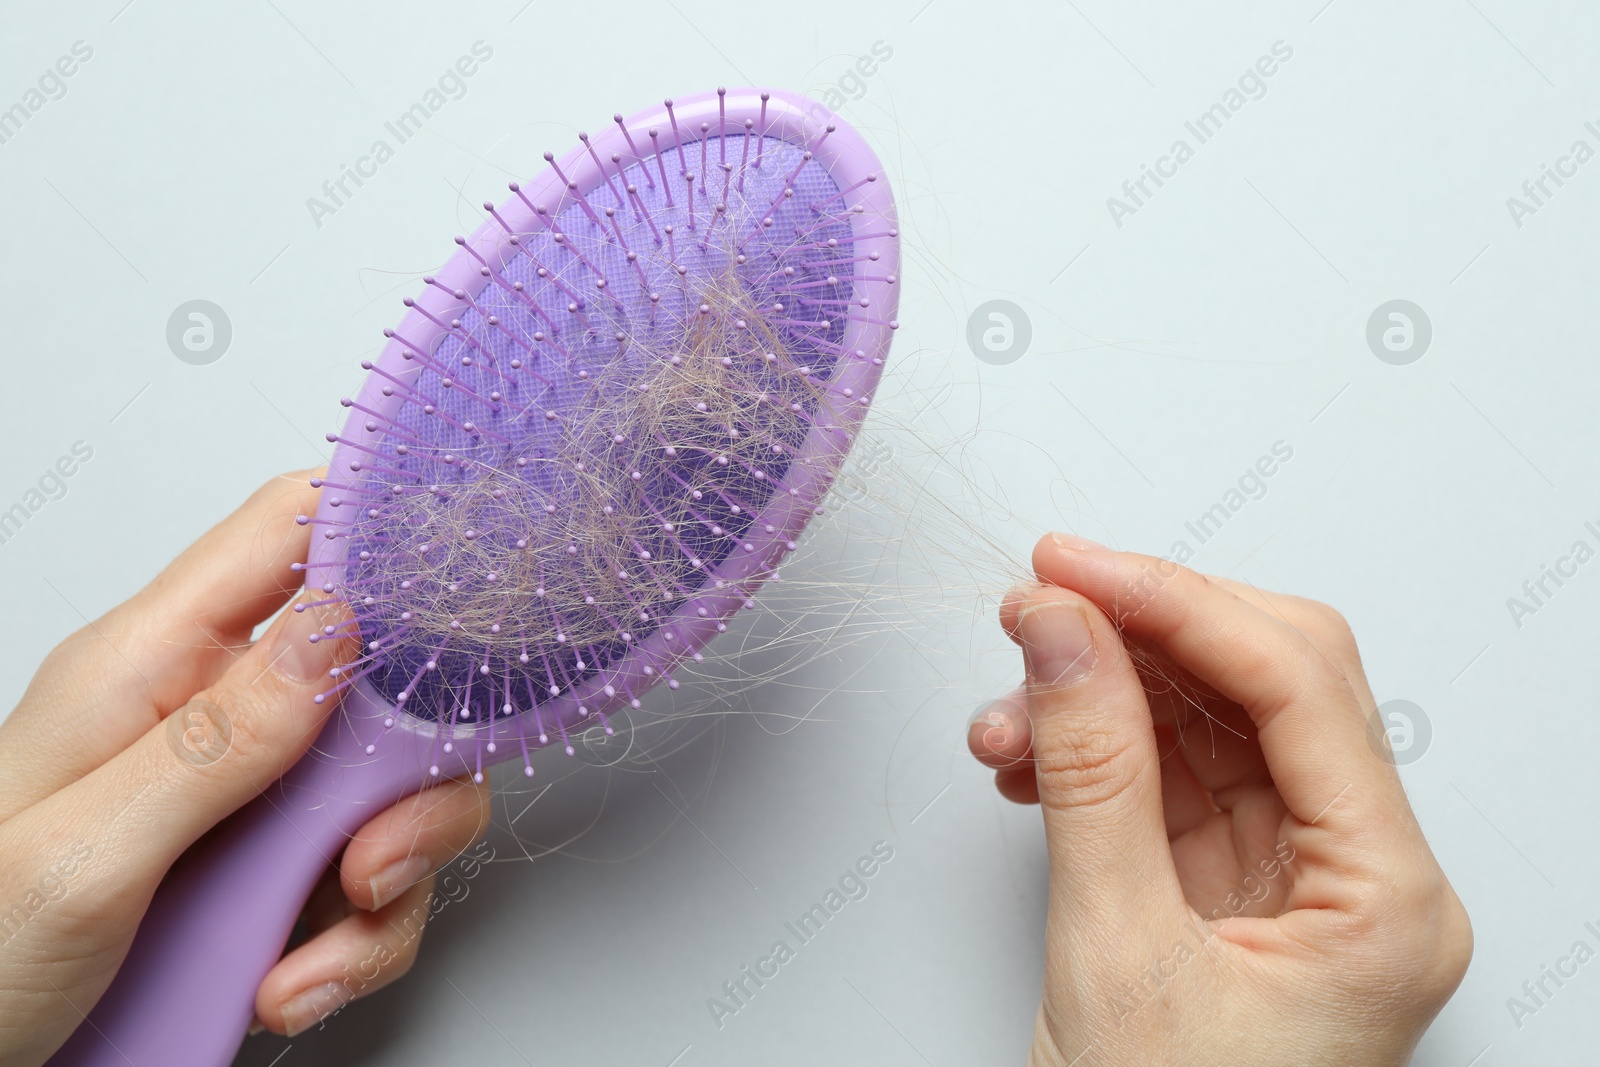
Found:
<box><xmin>50</xmin><ymin>87</ymin><xmax>898</xmax><ymax>1067</ymax></box>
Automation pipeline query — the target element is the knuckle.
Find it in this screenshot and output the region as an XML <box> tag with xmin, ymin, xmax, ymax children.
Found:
<box><xmin>346</xmin><ymin>923</ymin><xmax>425</xmax><ymax>996</ymax></box>
<box><xmin>380</xmin><ymin>934</ymin><xmax>421</xmax><ymax>981</ymax></box>
<box><xmin>162</xmin><ymin>695</ymin><xmax>236</xmax><ymax>770</ymax></box>
<box><xmin>269</xmin><ymin>468</ymin><xmax>321</xmax><ymax>496</ymax></box>
<box><xmin>246</xmin><ymin>473</ymin><xmax>299</xmax><ymax>512</ymax></box>
<box><xmin>1032</xmin><ymin>725</ymin><xmax>1142</xmax><ymax>811</ymax></box>
<box><xmin>248</xmin><ymin>470</ymin><xmax>324</xmax><ymax>534</ymax></box>
<box><xmin>1223</xmin><ymin>636</ymin><xmax>1300</xmax><ymax>696</ymax></box>
<box><xmin>1269</xmin><ymin>595</ymin><xmax>1363</xmax><ymax>668</ymax></box>
<box><xmin>26</xmin><ymin>635</ymin><xmax>93</xmax><ymax>705</ymax></box>
<box><xmin>1306</xmin><ymin>598</ymin><xmax>1349</xmax><ymax>631</ymax></box>
<box><xmin>1433</xmin><ymin>893</ymin><xmax>1475</xmax><ymax>989</ymax></box>
<box><xmin>1303</xmin><ymin>599</ymin><xmax>1359</xmax><ymax>653</ymax></box>
<box><xmin>1397</xmin><ymin>874</ymin><xmax>1475</xmax><ymax>999</ymax></box>
<box><xmin>408</xmin><ymin>785</ymin><xmax>489</xmax><ymax>845</ymax></box>
<box><xmin>36</xmin><ymin>615</ymin><xmax>146</xmax><ymax>689</ymax></box>
<box><xmin>165</xmin><ymin>685</ymin><xmax>288</xmax><ymax>779</ymax></box>
<box><xmin>1337</xmin><ymin>866</ymin><xmax>1475</xmax><ymax>1002</ymax></box>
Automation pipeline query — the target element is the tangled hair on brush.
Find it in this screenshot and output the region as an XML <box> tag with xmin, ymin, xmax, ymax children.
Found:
<box><xmin>302</xmin><ymin>112</ymin><xmax>895</xmax><ymax>764</ymax></box>
<box><xmin>368</xmin><ymin>264</ymin><xmax>835</xmax><ymax>699</ymax></box>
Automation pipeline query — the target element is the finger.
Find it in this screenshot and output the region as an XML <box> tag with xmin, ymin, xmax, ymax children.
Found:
<box><xmin>1005</xmin><ymin>583</ymin><xmax>1275</xmax><ymax>798</ymax></box>
<box><xmin>972</xmin><ymin>691</ymin><xmax>1040</xmax><ymax>802</ymax></box>
<box><xmin>1207</xmin><ymin>575</ymin><xmax>1379</xmax><ymax>711</ymax></box>
<box><xmin>1004</xmin><ymin>584</ymin><xmax>1239</xmax><ymax>732</ymax></box>
<box><xmin>1028</xmin><ymin>568</ymin><xmax>1378</xmax><ymax>721</ymax></box>
<box><xmin>975</xmin><ymin>696</ymin><xmax>1228</xmax><ymax>828</ymax></box>
<box><xmin>1167</xmin><ymin>701</ymin><xmax>1273</xmax><ymax>796</ymax></box>
<box><xmin>1105</xmin><ymin>626</ymin><xmax>1278</xmax><ymax>798</ymax></box>
<box><xmin>0</xmin><ymin>470</ymin><xmax>322</xmax><ymax>821</ymax></box>
<box><xmin>137</xmin><ymin>468</ymin><xmax>324</xmax><ymax>644</ymax></box>
<box><xmin>303</xmin><ymin>862</ymin><xmax>354</xmax><ymax>937</ymax></box>
<box><xmin>966</xmin><ymin>687</ymin><xmax>1030</xmax><ymax>769</ymax></box>
<box><xmin>1030</xmin><ymin>534</ymin><xmax>1402</xmax><ymax>834</ymax></box>
<box><xmin>1155</xmin><ymin>724</ymin><xmax>1218</xmax><ymax>838</ymax></box>
<box><xmin>994</xmin><ymin>763</ymin><xmax>1039</xmax><ymax>804</ymax></box>
<box><xmin>21</xmin><ymin>593</ymin><xmax>356</xmax><ymax>890</ymax></box>
<box><xmin>340</xmin><ymin>774</ymin><xmax>491</xmax><ymax>911</ymax></box>
<box><xmin>1016</xmin><ymin>585</ymin><xmax>1186</xmax><ymax>934</ymax></box>
<box><xmin>255</xmin><ymin>875</ymin><xmax>436</xmax><ymax>1037</ymax></box>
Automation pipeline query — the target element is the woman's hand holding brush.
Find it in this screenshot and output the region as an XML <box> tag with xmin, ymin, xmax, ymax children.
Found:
<box><xmin>968</xmin><ymin>534</ymin><xmax>1473</xmax><ymax>1067</ymax></box>
<box><xmin>0</xmin><ymin>471</ymin><xmax>491</xmax><ymax>1067</ymax></box>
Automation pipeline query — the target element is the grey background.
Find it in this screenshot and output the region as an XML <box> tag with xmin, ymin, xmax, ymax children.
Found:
<box><xmin>0</xmin><ymin>0</ymin><xmax>1594</xmax><ymax>1064</ymax></box>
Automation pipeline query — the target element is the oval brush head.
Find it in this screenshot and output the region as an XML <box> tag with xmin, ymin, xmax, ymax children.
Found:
<box><xmin>50</xmin><ymin>87</ymin><xmax>897</xmax><ymax>1067</ymax></box>
<box><xmin>304</xmin><ymin>86</ymin><xmax>899</xmax><ymax>779</ymax></box>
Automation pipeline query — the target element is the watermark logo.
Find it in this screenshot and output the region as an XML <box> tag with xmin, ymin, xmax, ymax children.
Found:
<box><xmin>835</xmin><ymin>434</ymin><xmax>894</xmax><ymax>504</ymax></box>
<box><xmin>0</xmin><ymin>40</ymin><xmax>94</xmax><ymax>148</ymax></box>
<box><xmin>969</xmin><ymin>699</ymin><xmax>1023</xmax><ymax>754</ymax></box>
<box><xmin>575</xmin><ymin>709</ymin><xmax>635</xmax><ymax>768</ymax></box>
<box><xmin>805</xmin><ymin>40</ymin><xmax>894</xmax><ymax>116</ymax></box>
<box><xmin>1505</xmin><ymin>120</ymin><xmax>1600</xmax><ymax>229</ymax></box>
<box><xmin>1109</xmin><ymin>840</ymin><xmax>1295</xmax><ymax>1027</ymax></box>
<box><xmin>1366</xmin><ymin>699</ymin><xmax>1431</xmax><ymax>766</ymax></box>
<box><xmin>1507</xmin><ymin>918</ymin><xmax>1600</xmax><ymax>1030</ymax></box>
<box><xmin>1164</xmin><ymin>440</ymin><xmax>1294</xmax><ymax>564</ymax></box>
<box><xmin>1106</xmin><ymin>40</ymin><xmax>1295</xmax><ymax>228</ymax></box>
<box><xmin>305</xmin><ymin>41</ymin><xmax>494</xmax><ymax>229</ymax></box>
<box><xmin>966</xmin><ymin>299</ymin><xmax>1032</xmax><ymax>365</ymax></box>
<box><xmin>0</xmin><ymin>440</ymin><xmax>95</xmax><ymax>548</ymax></box>
<box><xmin>166</xmin><ymin>300</ymin><xmax>232</xmax><ymax>365</ymax></box>
<box><xmin>166</xmin><ymin>698</ymin><xmax>232</xmax><ymax>767</ymax></box>
<box><xmin>305</xmin><ymin>840</ymin><xmax>496</xmax><ymax>1033</ymax></box>
<box><xmin>1505</xmin><ymin>520</ymin><xmax>1600</xmax><ymax>630</ymax></box>
<box><xmin>0</xmin><ymin>843</ymin><xmax>94</xmax><ymax>945</ymax></box>
<box><xmin>1365</xmin><ymin>300</ymin><xmax>1431</xmax><ymax>365</ymax></box>
<box><xmin>707</xmin><ymin>840</ymin><xmax>896</xmax><ymax>1030</ymax></box>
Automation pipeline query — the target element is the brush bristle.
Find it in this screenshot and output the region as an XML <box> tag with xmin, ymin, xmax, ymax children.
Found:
<box><xmin>301</xmin><ymin>92</ymin><xmax>896</xmax><ymax>773</ymax></box>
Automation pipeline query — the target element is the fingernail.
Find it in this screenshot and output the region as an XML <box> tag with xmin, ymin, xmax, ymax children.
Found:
<box><xmin>369</xmin><ymin>854</ymin><xmax>432</xmax><ymax>910</ymax></box>
<box><xmin>967</xmin><ymin>703</ymin><xmax>1005</xmax><ymax>729</ymax></box>
<box><xmin>1020</xmin><ymin>602</ymin><xmax>1097</xmax><ymax>686</ymax></box>
<box><xmin>968</xmin><ymin>695</ymin><xmax>1023</xmax><ymax>730</ymax></box>
<box><xmin>1051</xmin><ymin>531</ymin><xmax>1106</xmax><ymax>552</ymax></box>
<box><xmin>280</xmin><ymin>981</ymin><xmax>350</xmax><ymax>1037</ymax></box>
<box><xmin>265</xmin><ymin>600</ymin><xmax>339</xmax><ymax>683</ymax></box>
<box><xmin>247</xmin><ymin>1017</ymin><xmax>265</xmax><ymax>1037</ymax></box>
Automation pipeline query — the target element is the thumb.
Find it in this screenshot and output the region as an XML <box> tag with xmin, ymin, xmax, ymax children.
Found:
<box><xmin>44</xmin><ymin>595</ymin><xmax>357</xmax><ymax>883</ymax></box>
<box><xmin>1017</xmin><ymin>586</ymin><xmax>1185</xmax><ymax>936</ymax></box>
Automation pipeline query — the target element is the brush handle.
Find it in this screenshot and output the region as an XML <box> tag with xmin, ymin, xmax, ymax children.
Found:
<box><xmin>48</xmin><ymin>703</ymin><xmax>428</xmax><ymax>1067</ymax></box>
